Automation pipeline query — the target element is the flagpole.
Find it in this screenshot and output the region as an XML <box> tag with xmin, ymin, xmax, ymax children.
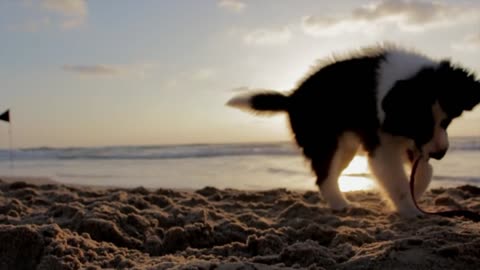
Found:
<box><xmin>8</xmin><ymin>119</ymin><xmax>13</xmax><ymax>169</ymax></box>
<box><xmin>0</xmin><ymin>109</ymin><xmax>13</xmax><ymax>168</ymax></box>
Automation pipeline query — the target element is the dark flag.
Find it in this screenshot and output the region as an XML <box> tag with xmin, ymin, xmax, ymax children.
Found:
<box><xmin>0</xmin><ymin>110</ymin><xmax>9</xmax><ymax>123</ymax></box>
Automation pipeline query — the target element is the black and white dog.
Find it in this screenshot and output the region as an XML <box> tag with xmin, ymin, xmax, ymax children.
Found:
<box><xmin>227</xmin><ymin>45</ymin><xmax>480</xmax><ymax>217</ymax></box>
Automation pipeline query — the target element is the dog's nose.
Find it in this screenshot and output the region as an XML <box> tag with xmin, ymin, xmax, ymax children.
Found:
<box><xmin>429</xmin><ymin>149</ymin><xmax>447</xmax><ymax>160</ymax></box>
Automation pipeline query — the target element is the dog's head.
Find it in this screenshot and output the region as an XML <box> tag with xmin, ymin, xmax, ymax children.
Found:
<box><xmin>436</xmin><ymin>61</ymin><xmax>480</xmax><ymax>118</ymax></box>
<box><xmin>382</xmin><ymin>62</ymin><xmax>480</xmax><ymax>159</ymax></box>
<box><xmin>427</xmin><ymin>61</ymin><xmax>480</xmax><ymax>159</ymax></box>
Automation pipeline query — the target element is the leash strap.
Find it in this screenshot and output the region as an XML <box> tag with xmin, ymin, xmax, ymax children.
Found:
<box><xmin>410</xmin><ymin>157</ymin><xmax>480</xmax><ymax>221</ymax></box>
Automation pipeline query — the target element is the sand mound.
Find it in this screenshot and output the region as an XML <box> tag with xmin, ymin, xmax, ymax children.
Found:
<box><xmin>0</xmin><ymin>178</ymin><xmax>479</xmax><ymax>269</ymax></box>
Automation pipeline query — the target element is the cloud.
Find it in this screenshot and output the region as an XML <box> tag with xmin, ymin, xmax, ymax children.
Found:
<box><xmin>218</xmin><ymin>0</ymin><xmax>246</xmax><ymax>13</ymax></box>
<box><xmin>62</xmin><ymin>63</ymin><xmax>154</xmax><ymax>77</ymax></box>
<box><xmin>244</xmin><ymin>27</ymin><xmax>292</xmax><ymax>46</ymax></box>
<box><xmin>42</xmin><ymin>0</ymin><xmax>87</xmax><ymax>29</ymax></box>
<box><xmin>301</xmin><ymin>16</ymin><xmax>374</xmax><ymax>37</ymax></box>
<box><xmin>62</xmin><ymin>65</ymin><xmax>120</xmax><ymax>75</ymax></box>
<box><xmin>302</xmin><ymin>0</ymin><xmax>480</xmax><ymax>37</ymax></box>
<box><xmin>41</xmin><ymin>0</ymin><xmax>87</xmax><ymax>17</ymax></box>
<box><xmin>9</xmin><ymin>0</ymin><xmax>87</xmax><ymax>31</ymax></box>
<box><xmin>452</xmin><ymin>33</ymin><xmax>480</xmax><ymax>51</ymax></box>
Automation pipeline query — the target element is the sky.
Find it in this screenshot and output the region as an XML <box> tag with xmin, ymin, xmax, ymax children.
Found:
<box><xmin>0</xmin><ymin>0</ymin><xmax>480</xmax><ymax>148</ymax></box>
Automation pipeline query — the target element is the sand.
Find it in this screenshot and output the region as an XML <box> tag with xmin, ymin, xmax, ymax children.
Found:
<box><xmin>0</xmin><ymin>178</ymin><xmax>479</xmax><ymax>269</ymax></box>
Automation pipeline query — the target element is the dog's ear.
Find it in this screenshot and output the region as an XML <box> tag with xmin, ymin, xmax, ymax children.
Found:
<box><xmin>382</xmin><ymin>74</ymin><xmax>436</xmax><ymax>148</ymax></box>
<box><xmin>437</xmin><ymin>61</ymin><xmax>480</xmax><ymax>117</ymax></box>
<box><xmin>465</xmin><ymin>80</ymin><xmax>480</xmax><ymax>111</ymax></box>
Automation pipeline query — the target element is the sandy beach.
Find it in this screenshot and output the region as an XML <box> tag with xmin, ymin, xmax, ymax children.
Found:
<box><xmin>0</xmin><ymin>177</ymin><xmax>479</xmax><ymax>270</ymax></box>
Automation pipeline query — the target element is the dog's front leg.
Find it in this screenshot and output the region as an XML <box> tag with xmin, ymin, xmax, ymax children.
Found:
<box><xmin>368</xmin><ymin>137</ymin><xmax>423</xmax><ymax>218</ymax></box>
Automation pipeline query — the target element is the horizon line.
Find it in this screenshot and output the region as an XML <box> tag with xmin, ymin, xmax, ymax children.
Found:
<box><xmin>2</xmin><ymin>135</ymin><xmax>480</xmax><ymax>150</ymax></box>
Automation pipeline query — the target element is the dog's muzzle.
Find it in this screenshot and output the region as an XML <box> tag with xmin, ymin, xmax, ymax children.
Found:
<box><xmin>429</xmin><ymin>149</ymin><xmax>447</xmax><ymax>160</ymax></box>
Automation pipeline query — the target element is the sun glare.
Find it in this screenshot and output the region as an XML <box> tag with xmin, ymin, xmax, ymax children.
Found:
<box><xmin>338</xmin><ymin>155</ymin><xmax>375</xmax><ymax>192</ymax></box>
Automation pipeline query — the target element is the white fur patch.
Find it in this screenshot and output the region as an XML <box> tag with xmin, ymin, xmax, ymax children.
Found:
<box><xmin>423</xmin><ymin>102</ymin><xmax>449</xmax><ymax>155</ymax></box>
<box><xmin>226</xmin><ymin>94</ymin><xmax>254</xmax><ymax>110</ymax></box>
<box><xmin>376</xmin><ymin>49</ymin><xmax>439</xmax><ymax>123</ymax></box>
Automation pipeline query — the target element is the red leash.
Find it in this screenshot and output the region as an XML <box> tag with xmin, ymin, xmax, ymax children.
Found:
<box><xmin>410</xmin><ymin>156</ymin><xmax>480</xmax><ymax>221</ymax></box>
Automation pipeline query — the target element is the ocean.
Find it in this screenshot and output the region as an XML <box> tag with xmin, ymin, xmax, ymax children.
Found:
<box><xmin>1</xmin><ymin>137</ymin><xmax>480</xmax><ymax>191</ymax></box>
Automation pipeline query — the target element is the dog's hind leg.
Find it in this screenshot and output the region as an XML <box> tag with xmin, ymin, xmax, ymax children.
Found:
<box><xmin>309</xmin><ymin>132</ymin><xmax>360</xmax><ymax>210</ymax></box>
<box><xmin>337</xmin><ymin>132</ymin><xmax>361</xmax><ymax>171</ymax></box>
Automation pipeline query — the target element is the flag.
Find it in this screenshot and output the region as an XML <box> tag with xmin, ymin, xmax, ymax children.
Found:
<box><xmin>0</xmin><ymin>110</ymin><xmax>9</xmax><ymax>122</ymax></box>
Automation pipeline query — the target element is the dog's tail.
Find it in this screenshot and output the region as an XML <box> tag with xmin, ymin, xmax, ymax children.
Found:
<box><xmin>226</xmin><ymin>91</ymin><xmax>289</xmax><ymax>114</ymax></box>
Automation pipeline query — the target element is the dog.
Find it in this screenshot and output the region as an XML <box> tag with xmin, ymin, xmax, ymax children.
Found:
<box><xmin>227</xmin><ymin>45</ymin><xmax>480</xmax><ymax>217</ymax></box>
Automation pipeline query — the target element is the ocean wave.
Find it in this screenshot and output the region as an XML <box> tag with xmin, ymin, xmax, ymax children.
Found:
<box><xmin>267</xmin><ymin>167</ymin><xmax>308</xmax><ymax>176</ymax></box>
<box><xmin>1</xmin><ymin>137</ymin><xmax>479</xmax><ymax>161</ymax></box>
<box><xmin>0</xmin><ymin>143</ymin><xmax>299</xmax><ymax>161</ymax></box>
<box><xmin>432</xmin><ymin>175</ymin><xmax>480</xmax><ymax>183</ymax></box>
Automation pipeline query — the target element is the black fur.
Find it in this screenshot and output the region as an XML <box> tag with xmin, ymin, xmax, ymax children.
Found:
<box><xmin>250</xmin><ymin>92</ymin><xmax>289</xmax><ymax>112</ymax></box>
<box><xmin>287</xmin><ymin>54</ymin><xmax>384</xmax><ymax>185</ymax></box>
<box><xmin>436</xmin><ymin>61</ymin><xmax>480</xmax><ymax>117</ymax></box>
<box><xmin>382</xmin><ymin>67</ymin><xmax>438</xmax><ymax>148</ymax></box>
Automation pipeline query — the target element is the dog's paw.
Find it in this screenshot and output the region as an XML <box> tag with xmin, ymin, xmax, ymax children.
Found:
<box><xmin>328</xmin><ymin>199</ymin><xmax>351</xmax><ymax>211</ymax></box>
<box><xmin>332</xmin><ymin>202</ymin><xmax>372</xmax><ymax>215</ymax></box>
<box><xmin>396</xmin><ymin>207</ymin><xmax>424</xmax><ymax>219</ymax></box>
